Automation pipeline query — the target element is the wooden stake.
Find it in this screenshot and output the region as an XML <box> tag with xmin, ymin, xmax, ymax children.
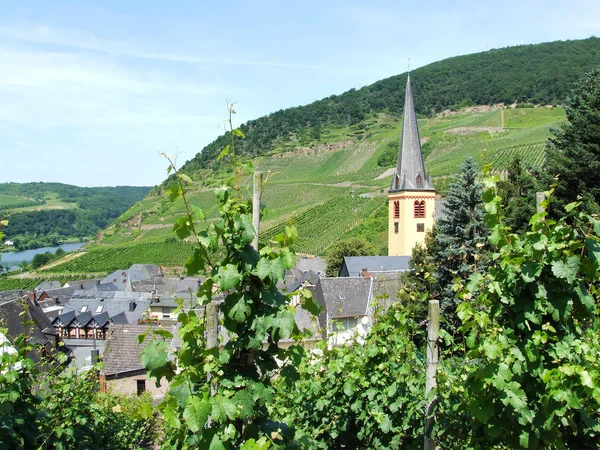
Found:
<box><xmin>424</xmin><ymin>300</ymin><xmax>440</xmax><ymax>450</ymax></box>
<box><xmin>252</xmin><ymin>171</ymin><xmax>263</xmax><ymax>251</ymax></box>
<box><xmin>206</xmin><ymin>301</ymin><xmax>219</xmax><ymax>397</ymax></box>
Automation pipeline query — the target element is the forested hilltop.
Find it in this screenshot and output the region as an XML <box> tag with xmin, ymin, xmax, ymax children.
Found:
<box><xmin>177</xmin><ymin>37</ymin><xmax>600</xmax><ymax>176</ymax></box>
<box><xmin>0</xmin><ymin>183</ymin><xmax>151</xmax><ymax>250</ymax></box>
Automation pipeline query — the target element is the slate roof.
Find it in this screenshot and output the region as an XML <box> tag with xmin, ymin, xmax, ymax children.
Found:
<box><xmin>34</xmin><ymin>280</ymin><xmax>62</xmax><ymax>291</ymax></box>
<box><xmin>64</xmin><ymin>279</ymin><xmax>103</xmax><ymax>290</ymax></box>
<box><xmin>370</xmin><ymin>271</ymin><xmax>405</xmax><ymax>309</ymax></box>
<box><xmin>390</xmin><ymin>75</ymin><xmax>435</xmax><ymax>192</ymax></box>
<box><xmin>102</xmin><ymin>324</ymin><xmax>153</xmax><ymax>376</ymax></box>
<box><xmin>153</xmin><ymin>277</ymin><xmax>202</xmax><ymax>308</ymax></box>
<box><xmin>294</xmin><ymin>257</ymin><xmax>326</xmax><ymax>275</ymax></box>
<box><xmin>101</xmin><ymin>264</ymin><xmax>161</xmax><ymax>291</ymax></box>
<box><xmin>280</xmin><ymin>269</ymin><xmax>321</xmax><ymax>293</ymax></box>
<box><xmin>103</xmin><ymin>323</ymin><xmax>173</xmax><ymax>376</ymax></box>
<box><xmin>313</xmin><ymin>277</ymin><xmax>373</xmax><ymax>319</ymax></box>
<box><xmin>64</xmin><ymin>292</ymin><xmax>151</xmax><ymax>325</ymax></box>
<box><xmin>0</xmin><ymin>294</ymin><xmax>58</xmax><ymax>359</ymax></box>
<box><xmin>37</xmin><ymin>286</ymin><xmax>76</xmax><ymax>305</ymax></box>
<box><xmin>339</xmin><ymin>256</ymin><xmax>411</xmax><ymax>277</ymax></box>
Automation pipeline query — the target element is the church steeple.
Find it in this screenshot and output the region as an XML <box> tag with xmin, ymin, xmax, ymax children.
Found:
<box><xmin>389</xmin><ymin>75</ymin><xmax>434</xmax><ymax>192</ymax></box>
<box><xmin>387</xmin><ymin>74</ymin><xmax>436</xmax><ymax>257</ymax></box>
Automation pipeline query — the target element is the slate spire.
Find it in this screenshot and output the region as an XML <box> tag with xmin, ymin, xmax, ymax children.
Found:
<box><xmin>390</xmin><ymin>75</ymin><xmax>434</xmax><ymax>192</ymax></box>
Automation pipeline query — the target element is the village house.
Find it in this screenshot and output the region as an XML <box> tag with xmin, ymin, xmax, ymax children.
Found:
<box><xmin>310</xmin><ymin>276</ymin><xmax>374</xmax><ymax>347</ymax></box>
<box><xmin>101</xmin><ymin>323</ymin><xmax>173</xmax><ymax>397</ymax></box>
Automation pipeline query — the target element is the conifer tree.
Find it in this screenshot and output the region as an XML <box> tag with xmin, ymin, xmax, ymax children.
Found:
<box><xmin>432</xmin><ymin>157</ymin><xmax>488</xmax><ymax>330</ymax></box>
<box><xmin>497</xmin><ymin>156</ymin><xmax>537</xmax><ymax>234</ymax></box>
<box><xmin>544</xmin><ymin>68</ymin><xmax>600</xmax><ymax>218</ymax></box>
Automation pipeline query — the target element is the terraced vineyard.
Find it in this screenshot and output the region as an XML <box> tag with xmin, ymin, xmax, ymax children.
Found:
<box><xmin>40</xmin><ymin>242</ymin><xmax>195</xmax><ymax>275</ymax></box>
<box><xmin>488</xmin><ymin>142</ymin><xmax>547</xmax><ymax>170</ymax></box>
<box><xmin>260</xmin><ymin>195</ymin><xmax>384</xmax><ymax>254</ymax></box>
<box><xmin>0</xmin><ymin>275</ymin><xmax>81</xmax><ymax>292</ymax></box>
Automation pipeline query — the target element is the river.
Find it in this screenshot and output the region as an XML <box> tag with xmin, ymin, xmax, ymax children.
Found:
<box><xmin>1</xmin><ymin>242</ymin><xmax>86</xmax><ymax>272</ymax></box>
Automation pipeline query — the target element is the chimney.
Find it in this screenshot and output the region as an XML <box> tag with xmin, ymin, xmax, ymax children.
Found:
<box><xmin>129</xmin><ymin>301</ymin><xmax>136</xmax><ymax>312</ymax></box>
<box><xmin>91</xmin><ymin>349</ymin><xmax>99</xmax><ymax>364</ymax></box>
<box><xmin>361</xmin><ymin>268</ymin><xmax>371</xmax><ymax>278</ymax></box>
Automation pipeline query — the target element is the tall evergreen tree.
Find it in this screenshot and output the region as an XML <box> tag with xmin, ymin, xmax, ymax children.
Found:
<box><xmin>543</xmin><ymin>68</ymin><xmax>600</xmax><ymax>218</ymax></box>
<box><xmin>432</xmin><ymin>157</ymin><xmax>488</xmax><ymax>330</ymax></box>
<box><xmin>497</xmin><ymin>156</ymin><xmax>537</xmax><ymax>234</ymax></box>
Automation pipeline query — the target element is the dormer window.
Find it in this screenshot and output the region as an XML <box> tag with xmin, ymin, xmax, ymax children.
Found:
<box><xmin>416</xmin><ymin>174</ymin><xmax>423</xmax><ymax>188</ymax></box>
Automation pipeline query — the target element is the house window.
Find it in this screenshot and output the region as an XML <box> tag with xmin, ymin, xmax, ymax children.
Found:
<box><xmin>136</xmin><ymin>379</ymin><xmax>146</xmax><ymax>396</ymax></box>
<box><xmin>331</xmin><ymin>317</ymin><xmax>358</xmax><ymax>332</ymax></box>
<box><xmin>417</xmin><ymin>223</ymin><xmax>425</xmax><ymax>232</ymax></box>
<box><xmin>414</xmin><ymin>200</ymin><xmax>425</xmax><ymax>218</ymax></box>
<box><xmin>393</xmin><ymin>201</ymin><xmax>400</xmax><ymax>219</ymax></box>
<box><xmin>394</xmin><ymin>222</ymin><xmax>399</xmax><ymax>234</ymax></box>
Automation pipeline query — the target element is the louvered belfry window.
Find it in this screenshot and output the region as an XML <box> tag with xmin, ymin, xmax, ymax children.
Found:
<box><xmin>414</xmin><ymin>200</ymin><xmax>425</xmax><ymax>218</ymax></box>
<box><xmin>394</xmin><ymin>201</ymin><xmax>400</xmax><ymax>218</ymax></box>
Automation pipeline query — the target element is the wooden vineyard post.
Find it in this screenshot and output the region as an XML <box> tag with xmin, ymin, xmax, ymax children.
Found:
<box><xmin>252</xmin><ymin>171</ymin><xmax>263</xmax><ymax>251</ymax></box>
<box><xmin>424</xmin><ymin>300</ymin><xmax>440</xmax><ymax>450</ymax></box>
<box><xmin>206</xmin><ymin>301</ymin><xmax>219</xmax><ymax>397</ymax></box>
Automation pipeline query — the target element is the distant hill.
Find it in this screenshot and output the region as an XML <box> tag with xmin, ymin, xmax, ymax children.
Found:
<box><xmin>177</xmin><ymin>37</ymin><xmax>599</xmax><ymax>177</ymax></box>
<box><xmin>0</xmin><ymin>183</ymin><xmax>152</xmax><ymax>250</ymax></box>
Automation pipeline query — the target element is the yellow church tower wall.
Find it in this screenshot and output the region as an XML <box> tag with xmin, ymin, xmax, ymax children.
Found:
<box><xmin>388</xmin><ymin>191</ymin><xmax>435</xmax><ymax>256</ymax></box>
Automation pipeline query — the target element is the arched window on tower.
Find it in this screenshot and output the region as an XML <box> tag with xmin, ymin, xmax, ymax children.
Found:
<box><xmin>393</xmin><ymin>201</ymin><xmax>400</xmax><ymax>219</ymax></box>
<box><xmin>414</xmin><ymin>200</ymin><xmax>425</xmax><ymax>218</ymax></box>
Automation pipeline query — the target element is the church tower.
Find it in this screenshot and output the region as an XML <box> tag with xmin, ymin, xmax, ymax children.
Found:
<box><xmin>388</xmin><ymin>75</ymin><xmax>435</xmax><ymax>256</ymax></box>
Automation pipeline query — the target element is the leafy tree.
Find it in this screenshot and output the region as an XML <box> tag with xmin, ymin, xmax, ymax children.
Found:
<box><xmin>543</xmin><ymin>68</ymin><xmax>600</xmax><ymax>218</ymax></box>
<box><xmin>325</xmin><ymin>237</ymin><xmax>377</xmax><ymax>277</ymax></box>
<box><xmin>31</xmin><ymin>252</ymin><xmax>53</xmax><ymax>269</ymax></box>
<box><xmin>497</xmin><ymin>156</ymin><xmax>537</xmax><ymax>235</ymax></box>
<box><xmin>432</xmin><ymin>157</ymin><xmax>488</xmax><ymax>331</ymax></box>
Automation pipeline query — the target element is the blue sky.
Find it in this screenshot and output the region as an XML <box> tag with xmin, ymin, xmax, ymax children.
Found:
<box><xmin>1</xmin><ymin>1</ymin><xmax>598</xmax><ymax>187</ymax></box>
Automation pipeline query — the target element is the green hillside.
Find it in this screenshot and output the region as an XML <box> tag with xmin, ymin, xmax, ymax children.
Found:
<box><xmin>23</xmin><ymin>37</ymin><xmax>600</xmax><ymax>276</ymax></box>
<box><xmin>0</xmin><ymin>183</ymin><xmax>152</xmax><ymax>250</ymax></box>
<box><xmin>32</xmin><ymin>104</ymin><xmax>565</xmax><ymax>280</ymax></box>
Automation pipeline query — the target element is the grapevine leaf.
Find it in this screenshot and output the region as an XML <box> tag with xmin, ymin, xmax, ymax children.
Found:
<box><xmin>209</xmin><ymin>395</ymin><xmax>237</xmax><ymax>422</ymax></box>
<box><xmin>168</xmin><ymin>182</ymin><xmax>182</xmax><ymax>202</ymax></box>
<box><xmin>551</xmin><ymin>255</ymin><xmax>580</xmax><ymax>283</ymax></box>
<box><xmin>218</xmin><ymin>264</ymin><xmax>241</xmax><ymax>291</ymax></box>
<box><xmin>141</xmin><ymin>339</ymin><xmax>168</xmax><ymax>371</ymax></box>
<box><xmin>183</xmin><ymin>394</ymin><xmax>210</xmax><ymax>433</ymax></box>
<box><xmin>299</xmin><ymin>289</ymin><xmax>321</xmax><ymax>316</ymax></box>
<box><xmin>232</xmin><ymin>128</ymin><xmax>246</xmax><ymax>138</ymax></box>
<box><xmin>280</xmin><ymin>247</ymin><xmax>296</xmax><ymax>270</ymax></box>
<box><xmin>585</xmin><ymin>238</ymin><xmax>600</xmax><ymax>267</ymax></box>
<box><xmin>173</xmin><ymin>216</ymin><xmax>192</xmax><ymax>240</ymax></box>
<box><xmin>229</xmin><ymin>296</ymin><xmax>252</xmax><ymax>322</ymax></box>
<box><xmin>217</xmin><ymin>145</ymin><xmax>230</xmax><ymax>162</ymax></box>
